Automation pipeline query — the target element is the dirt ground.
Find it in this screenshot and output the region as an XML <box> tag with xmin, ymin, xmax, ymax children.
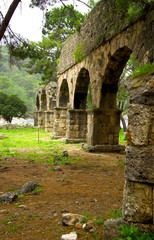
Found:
<box><xmin>0</xmin><ymin>142</ymin><xmax>125</xmax><ymax>240</ymax></box>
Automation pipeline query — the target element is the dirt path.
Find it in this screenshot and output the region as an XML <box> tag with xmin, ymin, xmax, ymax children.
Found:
<box><xmin>0</xmin><ymin>144</ymin><xmax>125</xmax><ymax>240</ymax></box>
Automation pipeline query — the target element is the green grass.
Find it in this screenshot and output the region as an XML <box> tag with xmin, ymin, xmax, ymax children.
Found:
<box><xmin>0</xmin><ymin>128</ymin><xmax>51</xmax><ymax>149</ymax></box>
<box><xmin>107</xmin><ymin>208</ymin><xmax>122</xmax><ymax>219</ymax></box>
<box><xmin>119</xmin><ymin>129</ymin><xmax>127</xmax><ymax>143</ymax></box>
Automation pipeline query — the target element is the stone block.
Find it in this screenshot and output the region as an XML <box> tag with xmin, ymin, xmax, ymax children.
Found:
<box><xmin>122</xmin><ymin>180</ymin><xmax>153</xmax><ymax>223</ymax></box>
<box><xmin>125</xmin><ymin>146</ymin><xmax>154</xmax><ymax>183</ymax></box>
<box><xmin>127</xmin><ymin>104</ymin><xmax>151</xmax><ymax>145</ymax></box>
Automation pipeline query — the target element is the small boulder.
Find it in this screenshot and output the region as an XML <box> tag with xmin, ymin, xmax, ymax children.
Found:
<box><xmin>18</xmin><ymin>181</ymin><xmax>38</xmax><ymax>195</ymax></box>
<box><xmin>62</xmin><ymin>213</ymin><xmax>86</xmax><ymax>226</ymax></box>
<box><xmin>55</xmin><ymin>166</ymin><xmax>63</xmax><ymax>171</ymax></box>
<box><xmin>0</xmin><ymin>192</ymin><xmax>18</xmax><ymax>204</ymax></box>
<box><xmin>61</xmin><ymin>232</ymin><xmax>77</xmax><ymax>240</ymax></box>
<box><xmin>62</xmin><ymin>150</ymin><xmax>69</xmax><ymax>158</ymax></box>
<box><xmin>0</xmin><ymin>134</ymin><xmax>8</xmax><ymax>139</ymax></box>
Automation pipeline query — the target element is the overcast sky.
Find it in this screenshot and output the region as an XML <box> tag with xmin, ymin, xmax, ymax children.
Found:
<box><xmin>1</xmin><ymin>0</ymin><xmax>89</xmax><ymax>42</ymax></box>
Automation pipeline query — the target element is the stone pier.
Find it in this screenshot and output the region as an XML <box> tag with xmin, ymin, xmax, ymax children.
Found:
<box><xmin>103</xmin><ymin>73</ymin><xmax>154</xmax><ymax>239</ymax></box>
<box><xmin>66</xmin><ymin>109</ymin><xmax>87</xmax><ymax>143</ymax></box>
<box><xmin>85</xmin><ymin>108</ymin><xmax>125</xmax><ymax>152</ymax></box>
<box><xmin>53</xmin><ymin>107</ymin><xmax>68</xmax><ymax>138</ymax></box>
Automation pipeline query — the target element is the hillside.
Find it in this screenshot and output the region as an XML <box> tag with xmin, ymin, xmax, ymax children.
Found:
<box><xmin>0</xmin><ymin>47</ymin><xmax>43</xmax><ymax>117</ymax></box>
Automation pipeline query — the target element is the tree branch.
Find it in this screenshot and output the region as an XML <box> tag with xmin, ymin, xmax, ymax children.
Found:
<box><xmin>76</xmin><ymin>0</ymin><xmax>92</xmax><ymax>9</ymax></box>
<box><xmin>0</xmin><ymin>0</ymin><xmax>21</xmax><ymax>41</ymax></box>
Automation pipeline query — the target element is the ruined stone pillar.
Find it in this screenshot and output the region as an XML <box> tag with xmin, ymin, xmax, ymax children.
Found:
<box><xmin>34</xmin><ymin>110</ymin><xmax>38</xmax><ymax>126</ymax></box>
<box><xmin>65</xmin><ymin>109</ymin><xmax>87</xmax><ymax>143</ymax></box>
<box><xmin>44</xmin><ymin>110</ymin><xmax>54</xmax><ymax>132</ymax></box>
<box><xmin>86</xmin><ymin>108</ymin><xmax>125</xmax><ymax>152</ymax></box>
<box><xmin>103</xmin><ymin>74</ymin><xmax>154</xmax><ymax>239</ymax></box>
<box><xmin>53</xmin><ymin>107</ymin><xmax>68</xmax><ymax>138</ymax></box>
<box><xmin>38</xmin><ymin>110</ymin><xmax>45</xmax><ymax>128</ymax></box>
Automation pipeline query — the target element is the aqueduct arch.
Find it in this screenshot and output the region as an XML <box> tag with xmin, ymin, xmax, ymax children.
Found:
<box><xmin>35</xmin><ymin>0</ymin><xmax>153</xmax><ymax>237</ymax></box>
<box><xmin>74</xmin><ymin>68</ymin><xmax>90</xmax><ymax>109</ymax></box>
<box><xmin>55</xmin><ymin>0</ymin><xmax>154</xmax><ymax>238</ymax></box>
<box><xmin>34</xmin><ymin>82</ymin><xmax>57</xmax><ymax>131</ymax></box>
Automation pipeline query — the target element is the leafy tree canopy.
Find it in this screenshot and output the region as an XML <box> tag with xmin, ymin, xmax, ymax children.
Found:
<box><xmin>0</xmin><ymin>92</ymin><xmax>27</xmax><ymax>123</ymax></box>
<box><xmin>11</xmin><ymin>4</ymin><xmax>85</xmax><ymax>84</ymax></box>
<box><xmin>0</xmin><ymin>47</ymin><xmax>41</xmax><ymax>117</ymax></box>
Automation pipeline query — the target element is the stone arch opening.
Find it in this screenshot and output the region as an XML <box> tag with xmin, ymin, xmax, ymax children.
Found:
<box><xmin>100</xmin><ymin>46</ymin><xmax>132</xmax><ymax>109</ymax></box>
<box><xmin>74</xmin><ymin>68</ymin><xmax>90</xmax><ymax>109</ymax></box>
<box><xmin>41</xmin><ymin>90</ymin><xmax>47</xmax><ymax>111</ymax></box>
<box><xmin>59</xmin><ymin>79</ymin><xmax>69</xmax><ymax>107</ymax></box>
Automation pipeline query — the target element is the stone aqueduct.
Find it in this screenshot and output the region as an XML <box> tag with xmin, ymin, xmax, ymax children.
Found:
<box><xmin>34</xmin><ymin>1</ymin><xmax>154</xmax><ymax>238</ymax></box>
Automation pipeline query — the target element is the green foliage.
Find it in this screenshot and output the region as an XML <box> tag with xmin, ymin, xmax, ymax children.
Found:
<box><xmin>0</xmin><ymin>47</ymin><xmax>41</xmax><ymax>117</ymax></box>
<box><xmin>131</xmin><ymin>62</ymin><xmax>154</xmax><ymax>77</ymax></box>
<box><xmin>117</xmin><ymin>54</ymin><xmax>139</xmax><ymax>114</ymax></box>
<box><xmin>73</xmin><ymin>41</ymin><xmax>86</xmax><ymax>63</ymax></box>
<box><xmin>115</xmin><ymin>0</ymin><xmax>151</xmax><ymax>23</ymax></box>
<box><xmin>47</xmin><ymin>154</ymin><xmax>77</xmax><ymax>166</ymax></box>
<box><xmin>119</xmin><ymin>129</ymin><xmax>127</xmax><ymax>143</ymax></box>
<box><xmin>11</xmin><ymin>5</ymin><xmax>84</xmax><ymax>83</ymax></box>
<box><xmin>94</xmin><ymin>217</ymin><xmax>104</xmax><ymax>226</ymax></box>
<box><xmin>118</xmin><ymin>225</ymin><xmax>154</xmax><ymax>240</ymax></box>
<box><xmin>0</xmin><ymin>92</ymin><xmax>27</xmax><ymax>123</ymax></box>
<box><xmin>97</xmin><ymin>34</ymin><xmax>105</xmax><ymax>44</ymax></box>
<box><xmin>87</xmin><ymin>0</ymin><xmax>99</xmax><ymax>8</ymax></box>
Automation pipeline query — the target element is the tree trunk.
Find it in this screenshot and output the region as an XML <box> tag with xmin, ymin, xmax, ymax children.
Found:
<box><xmin>0</xmin><ymin>0</ymin><xmax>21</xmax><ymax>41</ymax></box>
<box><xmin>120</xmin><ymin>114</ymin><xmax>127</xmax><ymax>132</ymax></box>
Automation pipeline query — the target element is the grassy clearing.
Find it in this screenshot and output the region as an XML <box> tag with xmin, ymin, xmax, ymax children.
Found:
<box><xmin>0</xmin><ymin>128</ymin><xmax>51</xmax><ymax>149</ymax></box>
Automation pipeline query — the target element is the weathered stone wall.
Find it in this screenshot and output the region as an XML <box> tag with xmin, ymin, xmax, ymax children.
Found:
<box><xmin>86</xmin><ymin>108</ymin><xmax>125</xmax><ymax>152</ymax></box>
<box><xmin>57</xmin><ymin>3</ymin><xmax>153</xmax><ymax>110</ymax></box>
<box><xmin>44</xmin><ymin>110</ymin><xmax>54</xmax><ymax>132</ymax></box>
<box><xmin>66</xmin><ymin>109</ymin><xmax>87</xmax><ymax>142</ymax></box>
<box><xmin>53</xmin><ymin>107</ymin><xmax>68</xmax><ymax>138</ymax></box>
<box><xmin>34</xmin><ymin>82</ymin><xmax>57</xmax><ymax>131</ymax></box>
<box><xmin>56</xmin><ymin>1</ymin><xmax>154</xmax><ymax>238</ymax></box>
<box><xmin>103</xmin><ymin>73</ymin><xmax>154</xmax><ymax>239</ymax></box>
<box><xmin>58</xmin><ymin>1</ymin><xmax>153</xmax><ymax>74</ymax></box>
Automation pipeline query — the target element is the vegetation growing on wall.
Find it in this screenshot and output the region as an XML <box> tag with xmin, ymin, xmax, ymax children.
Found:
<box><xmin>73</xmin><ymin>41</ymin><xmax>87</xmax><ymax>63</ymax></box>
<box><xmin>131</xmin><ymin>62</ymin><xmax>154</xmax><ymax>77</ymax></box>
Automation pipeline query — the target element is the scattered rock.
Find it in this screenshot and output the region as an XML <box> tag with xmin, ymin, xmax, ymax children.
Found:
<box><xmin>56</xmin><ymin>178</ymin><xmax>65</xmax><ymax>182</ymax></box>
<box><xmin>84</xmin><ymin>220</ymin><xmax>96</xmax><ymax>232</ymax></box>
<box><xmin>18</xmin><ymin>181</ymin><xmax>38</xmax><ymax>194</ymax></box>
<box><xmin>14</xmin><ymin>213</ymin><xmax>19</xmax><ymax>217</ymax></box>
<box><xmin>0</xmin><ymin>209</ymin><xmax>9</xmax><ymax>214</ymax></box>
<box><xmin>75</xmin><ymin>222</ymin><xmax>82</xmax><ymax>229</ymax></box>
<box><xmin>61</xmin><ymin>232</ymin><xmax>77</xmax><ymax>240</ymax></box>
<box><xmin>0</xmin><ymin>134</ymin><xmax>8</xmax><ymax>139</ymax></box>
<box><xmin>62</xmin><ymin>213</ymin><xmax>86</xmax><ymax>226</ymax></box>
<box><xmin>62</xmin><ymin>150</ymin><xmax>69</xmax><ymax>158</ymax></box>
<box><xmin>18</xmin><ymin>205</ymin><xmax>28</xmax><ymax>210</ymax></box>
<box><xmin>46</xmin><ymin>215</ymin><xmax>52</xmax><ymax>219</ymax></box>
<box><xmin>103</xmin><ymin>192</ymin><xmax>110</xmax><ymax>195</ymax></box>
<box><xmin>0</xmin><ymin>192</ymin><xmax>18</xmax><ymax>204</ymax></box>
<box><xmin>64</xmin><ymin>161</ymin><xmax>71</xmax><ymax>165</ymax></box>
<box><xmin>55</xmin><ymin>166</ymin><xmax>63</xmax><ymax>171</ymax></box>
<box><xmin>60</xmin><ymin>209</ymin><xmax>69</xmax><ymax>213</ymax></box>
